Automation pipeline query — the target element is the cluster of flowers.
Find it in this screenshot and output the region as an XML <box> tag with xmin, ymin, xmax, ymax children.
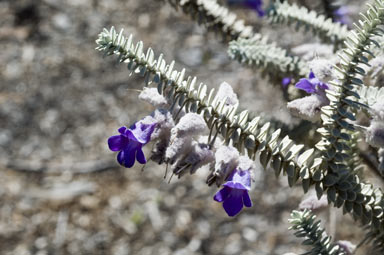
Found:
<box><xmin>287</xmin><ymin>58</ymin><xmax>384</xmax><ymax>175</ymax></box>
<box><xmin>108</xmin><ymin>83</ymin><xmax>256</xmax><ymax>216</ymax></box>
<box><xmin>287</xmin><ymin>59</ymin><xmax>333</xmax><ymax>122</ymax></box>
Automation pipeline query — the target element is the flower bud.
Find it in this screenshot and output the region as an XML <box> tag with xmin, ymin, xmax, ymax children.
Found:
<box><xmin>207</xmin><ymin>145</ymin><xmax>240</xmax><ymax>186</ymax></box>
<box><xmin>215</xmin><ymin>82</ymin><xmax>239</xmax><ymax>106</ymax></box>
<box><xmin>287</xmin><ymin>94</ymin><xmax>329</xmax><ymax>122</ymax></box>
<box><xmin>365</xmin><ymin>120</ymin><xmax>384</xmax><ymax>148</ymax></box>
<box><xmin>308</xmin><ymin>58</ymin><xmax>335</xmax><ymax>82</ymax></box>
<box><xmin>299</xmin><ymin>193</ymin><xmax>328</xmax><ymax>211</ymax></box>
<box><xmin>173</xmin><ymin>113</ymin><xmax>206</xmax><ymax>137</ymax></box>
<box><xmin>336</xmin><ymin>240</ymin><xmax>356</xmax><ymax>255</ymax></box>
<box><xmin>139</xmin><ymin>87</ymin><xmax>168</xmax><ymax>108</ymax></box>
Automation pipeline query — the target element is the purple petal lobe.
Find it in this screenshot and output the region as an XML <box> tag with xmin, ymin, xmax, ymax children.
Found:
<box><xmin>282</xmin><ymin>77</ymin><xmax>292</xmax><ymax>88</ymax></box>
<box><xmin>123</xmin><ymin>148</ymin><xmax>136</xmax><ymax>168</ymax></box>
<box><xmin>108</xmin><ymin>135</ymin><xmax>125</xmax><ymax>151</ymax></box>
<box><xmin>245</xmin><ymin>0</ymin><xmax>264</xmax><ymax>17</ymax></box>
<box><xmin>309</xmin><ymin>71</ymin><xmax>315</xmax><ymax>79</ymax></box>
<box><xmin>295</xmin><ymin>78</ymin><xmax>316</xmax><ymax>94</ymax></box>
<box><xmin>243</xmin><ymin>191</ymin><xmax>252</xmax><ymax>207</ymax></box>
<box><xmin>117</xmin><ymin>150</ymin><xmax>125</xmax><ymax>165</ymax></box>
<box><xmin>223</xmin><ymin>193</ymin><xmax>244</xmax><ymax>217</ymax></box>
<box><xmin>136</xmin><ymin>147</ymin><xmax>146</xmax><ymax>164</ymax></box>
<box><xmin>118</xmin><ymin>126</ymin><xmax>127</xmax><ymax>134</ymax></box>
<box><xmin>318</xmin><ymin>82</ymin><xmax>329</xmax><ymax>90</ymax></box>
<box><xmin>214</xmin><ymin>186</ymin><xmax>231</xmax><ymax>202</ymax></box>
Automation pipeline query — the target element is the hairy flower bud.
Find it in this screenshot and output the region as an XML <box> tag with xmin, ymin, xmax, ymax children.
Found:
<box><xmin>172</xmin><ymin>140</ymin><xmax>215</xmax><ymax>177</ymax></box>
<box><xmin>173</xmin><ymin>113</ymin><xmax>206</xmax><ymax>137</ymax></box>
<box><xmin>165</xmin><ymin>113</ymin><xmax>206</xmax><ymax>164</ymax></box>
<box><xmin>365</xmin><ymin>120</ymin><xmax>384</xmax><ymax>148</ymax></box>
<box><xmin>379</xmin><ymin>148</ymin><xmax>384</xmax><ymax>176</ymax></box>
<box><xmin>371</xmin><ymin>102</ymin><xmax>384</xmax><ymax>121</ymax></box>
<box><xmin>299</xmin><ymin>193</ymin><xmax>328</xmax><ymax>211</ymax></box>
<box><xmin>336</xmin><ymin>240</ymin><xmax>356</xmax><ymax>255</ymax></box>
<box><xmin>287</xmin><ymin>94</ymin><xmax>329</xmax><ymax>122</ymax></box>
<box><xmin>148</xmin><ymin>109</ymin><xmax>175</xmax><ymax>164</ymax></box>
<box><xmin>308</xmin><ymin>59</ymin><xmax>334</xmax><ymax>82</ymax></box>
<box><xmin>139</xmin><ymin>87</ymin><xmax>168</xmax><ymax>108</ymax></box>
<box><xmin>215</xmin><ymin>82</ymin><xmax>239</xmax><ymax>106</ymax></box>
<box><xmin>207</xmin><ymin>145</ymin><xmax>240</xmax><ymax>186</ymax></box>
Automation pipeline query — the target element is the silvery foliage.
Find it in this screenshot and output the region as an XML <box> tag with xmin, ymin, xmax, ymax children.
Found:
<box><xmin>96</xmin><ymin>0</ymin><xmax>384</xmax><ymax>253</ymax></box>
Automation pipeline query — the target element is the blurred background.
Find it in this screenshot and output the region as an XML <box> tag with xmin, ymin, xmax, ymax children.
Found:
<box><xmin>0</xmin><ymin>0</ymin><xmax>376</xmax><ymax>254</ymax></box>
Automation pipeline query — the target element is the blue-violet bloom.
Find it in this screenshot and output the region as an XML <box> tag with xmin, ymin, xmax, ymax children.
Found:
<box><xmin>214</xmin><ymin>168</ymin><xmax>252</xmax><ymax>216</ymax></box>
<box><xmin>295</xmin><ymin>71</ymin><xmax>329</xmax><ymax>94</ymax></box>
<box><xmin>282</xmin><ymin>77</ymin><xmax>292</xmax><ymax>88</ymax></box>
<box><xmin>227</xmin><ymin>0</ymin><xmax>264</xmax><ymax>17</ymax></box>
<box><xmin>108</xmin><ymin>121</ymin><xmax>157</xmax><ymax>168</ymax></box>
<box><xmin>334</xmin><ymin>6</ymin><xmax>350</xmax><ymax>26</ymax></box>
<box><xmin>245</xmin><ymin>0</ymin><xmax>264</xmax><ymax>17</ymax></box>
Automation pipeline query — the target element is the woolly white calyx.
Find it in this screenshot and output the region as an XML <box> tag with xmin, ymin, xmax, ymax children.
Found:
<box><xmin>367</xmin><ymin>56</ymin><xmax>384</xmax><ymax>86</ymax></box>
<box><xmin>165</xmin><ymin>113</ymin><xmax>206</xmax><ymax>165</ymax></box>
<box><xmin>149</xmin><ymin>109</ymin><xmax>175</xmax><ymax>140</ymax></box>
<box><xmin>173</xmin><ymin>113</ymin><xmax>206</xmax><ymax>137</ymax></box>
<box><xmin>173</xmin><ymin>140</ymin><xmax>215</xmax><ymax>177</ymax></box>
<box><xmin>207</xmin><ymin>145</ymin><xmax>240</xmax><ymax>186</ymax></box>
<box><xmin>308</xmin><ymin>58</ymin><xmax>335</xmax><ymax>82</ymax></box>
<box><xmin>366</xmin><ymin>121</ymin><xmax>384</xmax><ymax>148</ymax></box>
<box><xmin>165</xmin><ymin>136</ymin><xmax>194</xmax><ymax>165</ymax></box>
<box><xmin>144</xmin><ymin>109</ymin><xmax>175</xmax><ymax>164</ymax></box>
<box><xmin>371</xmin><ymin>102</ymin><xmax>384</xmax><ymax>121</ymax></box>
<box><xmin>336</xmin><ymin>240</ymin><xmax>356</xmax><ymax>255</ymax></box>
<box><xmin>215</xmin><ymin>82</ymin><xmax>239</xmax><ymax>106</ymax></box>
<box><xmin>378</xmin><ymin>148</ymin><xmax>384</xmax><ymax>175</ymax></box>
<box><xmin>238</xmin><ymin>155</ymin><xmax>255</xmax><ymax>181</ymax></box>
<box><xmin>139</xmin><ymin>87</ymin><xmax>168</xmax><ymax>107</ymax></box>
<box><xmin>287</xmin><ymin>94</ymin><xmax>330</xmax><ymax>122</ymax></box>
<box><xmin>299</xmin><ymin>193</ymin><xmax>328</xmax><ymax>211</ymax></box>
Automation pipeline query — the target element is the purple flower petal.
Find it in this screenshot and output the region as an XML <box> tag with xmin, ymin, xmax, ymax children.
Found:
<box><xmin>118</xmin><ymin>141</ymin><xmax>141</xmax><ymax>168</ymax></box>
<box><xmin>245</xmin><ymin>0</ymin><xmax>264</xmax><ymax>17</ymax></box>
<box><xmin>214</xmin><ymin>186</ymin><xmax>231</xmax><ymax>202</ymax></box>
<box><xmin>123</xmin><ymin>148</ymin><xmax>137</xmax><ymax>168</ymax></box>
<box><xmin>295</xmin><ymin>78</ymin><xmax>317</xmax><ymax>94</ymax></box>
<box><xmin>309</xmin><ymin>71</ymin><xmax>315</xmax><ymax>79</ymax></box>
<box><xmin>117</xmin><ymin>150</ymin><xmax>125</xmax><ymax>166</ymax></box>
<box><xmin>108</xmin><ymin>135</ymin><xmax>126</xmax><ymax>151</ymax></box>
<box><xmin>282</xmin><ymin>77</ymin><xmax>292</xmax><ymax>88</ymax></box>
<box><xmin>136</xmin><ymin>147</ymin><xmax>146</xmax><ymax>164</ymax></box>
<box><xmin>223</xmin><ymin>191</ymin><xmax>244</xmax><ymax>217</ymax></box>
<box><xmin>243</xmin><ymin>191</ymin><xmax>252</xmax><ymax>207</ymax></box>
<box><xmin>318</xmin><ymin>82</ymin><xmax>329</xmax><ymax>90</ymax></box>
<box><xmin>118</xmin><ymin>126</ymin><xmax>127</xmax><ymax>134</ymax></box>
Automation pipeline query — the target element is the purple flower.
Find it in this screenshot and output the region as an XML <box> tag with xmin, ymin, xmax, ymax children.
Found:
<box><xmin>108</xmin><ymin>120</ymin><xmax>157</xmax><ymax>168</ymax></box>
<box><xmin>214</xmin><ymin>169</ymin><xmax>252</xmax><ymax>216</ymax></box>
<box><xmin>227</xmin><ymin>0</ymin><xmax>264</xmax><ymax>17</ymax></box>
<box><xmin>282</xmin><ymin>77</ymin><xmax>292</xmax><ymax>88</ymax></box>
<box><xmin>295</xmin><ymin>71</ymin><xmax>329</xmax><ymax>94</ymax></box>
<box><xmin>245</xmin><ymin>0</ymin><xmax>264</xmax><ymax>17</ymax></box>
<box><xmin>334</xmin><ymin>6</ymin><xmax>350</xmax><ymax>26</ymax></box>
